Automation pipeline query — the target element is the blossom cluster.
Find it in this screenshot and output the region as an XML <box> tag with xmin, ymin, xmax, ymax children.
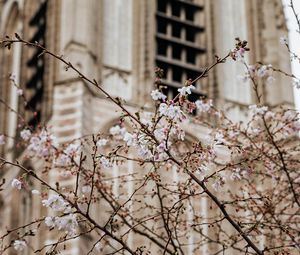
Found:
<box><xmin>238</xmin><ymin>64</ymin><xmax>275</xmax><ymax>84</ymax></box>
<box><xmin>24</xmin><ymin>128</ymin><xmax>58</xmax><ymax>158</ymax></box>
<box><xmin>42</xmin><ymin>194</ymin><xmax>78</xmax><ymax>235</ymax></box>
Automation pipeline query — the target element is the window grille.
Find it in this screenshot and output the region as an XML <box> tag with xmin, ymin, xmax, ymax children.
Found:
<box><xmin>155</xmin><ymin>0</ymin><xmax>206</xmax><ymax>100</ymax></box>
<box><xmin>25</xmin><ymin>1</ymin><xmax>47</xmax><ymax>128</ymax></box>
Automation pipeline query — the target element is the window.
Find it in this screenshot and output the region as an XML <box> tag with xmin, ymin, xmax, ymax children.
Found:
<box><xmin>155</xmin><ymin>0</ymin><xmax>206</xmax><ymax>100</ymax></box>
<box><xmin>24</xmin><ymin>0</ymin><xmax>48</xmax><ymax>128</ymax></box>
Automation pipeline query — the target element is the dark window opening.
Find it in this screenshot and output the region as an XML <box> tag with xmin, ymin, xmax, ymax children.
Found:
<box><xmin>156</xmin><ymin>61</ymin><xmax>169</xmax><ymax>79</ymax></box>
<box><xmin>157</xmin><ymin>17</ymin><xmax>167</xmax><ymax>34</ymax></box>
<box><xmin>157</xmin><ymin>0</ymin><xmax>167</xmax><ymax>13</ymax></box>
<box><xmin>186</xmin><ymin>27</ymin><xmax>195</xmax><ymax>42</ymax></box>
<box><xmin>185</xmin><ymin>8</ymin><xmax>195</xmax><ymax>21</ymax></box>
<box><xmin>155</xmin><ymin>0</ymin><xmax>206</xmax><ymax>100</ymax></box>
<box><xmin>161</xmin><ymin>85</ymin><xmax>178</xmax><ymax>100</ymax></box>
<box><xmin>172</xmin><ymin>66</ymin><xmax>182</xmax><ymax>83</ymax></box>
<box><xmin>171</xmin><ymin>2</ymin><xmax>181</xmax><ymax>17</ymax></box>
<box><xmin>172</xmin><ymin>23</ymin><xmax>181</xmax><ymax>38</ymax></box>
<box><xmin>186</xmin><ymin>48</ymin><xmax>196</xmax><ymax>64</ymax></box>
<box><xmin>25</xmin><ymin>1</ymin><xmax>47</xmax><ymax>128</ymax></box>
<box><xmin>186</xmin><ymin>69</ymin><xmax>200</xmax><ymax>82</ymax></box>
<box><xmin>172</xmin><ymin>44</ymin><xmax>182</xmax><ymax>60</ymax></box>
<box><xmin>157</xmin><ymin>40</ymin><xmax>168</xmax><ymax>56</ymax></box>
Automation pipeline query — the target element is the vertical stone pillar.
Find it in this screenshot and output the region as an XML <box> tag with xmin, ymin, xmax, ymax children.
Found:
<box><xmin>213</xmin><ymin>0</ymin><xmax>253</xmax><ymax>121</ymax></box>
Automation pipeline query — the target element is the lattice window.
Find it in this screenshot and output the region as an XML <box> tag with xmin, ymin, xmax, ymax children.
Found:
<box><xmin>25</xmin><ymin>0</ymin><xmax>47</xmax><ymax>128</ymax></box>
<box><xmin>155</xmin><ymin>0</ymin><xmax>206</xmax><ymax>100</ymax></box>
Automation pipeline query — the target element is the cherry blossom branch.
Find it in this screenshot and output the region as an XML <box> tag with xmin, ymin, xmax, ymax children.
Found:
<box><xmin>0</xmin><ymin>35</ymin><xmax>264</xmax><ymax>254</ymax></box>
<box><xmin>0</xmin><ymin>157</ymin><xmax>136</xmax><ymax>254</ymax></box>
<box><xmin>290</xmin><ymin>0</ymin><xmax>300</xmax><ymax>34</ymax></box>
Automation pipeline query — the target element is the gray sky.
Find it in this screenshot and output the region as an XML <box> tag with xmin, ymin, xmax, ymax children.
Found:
<box><xmin>282</xmin><ymin>0</ymin><xmax>300</xmax><ymax>109</ymax></box>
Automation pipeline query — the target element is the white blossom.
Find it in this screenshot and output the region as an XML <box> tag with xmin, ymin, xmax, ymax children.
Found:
<box><xmin>64</xmin><ymin>143</ymin><xmax>80</xmax><ymax>157</ymax></box>
<box><xmin>249</xmin><ymin>127</ymin><xmax>261</xmax><ymax>136</ymax></box>
<box><xmin>212</xmin><ymin>176</ymin><xmax>225</xmax><ymax>191</ymax></box>
<box><xmin>266</xmin><ymin>75</ymin><xmax>275</xmax><ymax>84</ymax></box>
<box><xmin>140</xmin><ymin>111</ymin><xmax>154</xmax><ymax>127</ymax></box>
<box><xmin>27</xmin><ymin>129</ymin><xmax>57</xmax><ymax>158</ymax></box>
<box><xmin>154</xmin><ymin>128</ymin><xmax>166</xmax><ymax>142</ymax></box>
<box><xmin>256</xmin><ymin>65</ymin><xmax>267</xmax><ymax>77</ymax></box>
<box><xmin>13</xmin><ymin>240</ymin><xmax>27</xmax><ymax>251</ymax></box>
<box><xmin>159</xmin><ymin>103</ymin><xmax>184</xmax><ymax>121</ymax></box>
<box><xmin>228</xmin><ymin>130</ymin><xmax>239</xmax><ymax>138</ymax></box>
<box><xmin>81</xmin><ymin>185</ymin><xmax>92</xmax><ymax>194</ymax></box>
<box><xmin>55</xmin><ymin>154</ymin><xmax>70</xmax><ymax>166</ymax></box>
<box><xmin>158</xmin><ymin>103</ymin><xmax>168</xmax><ymax>116</ymax></box>
<box><xmin>16</xmin><ymin>89</ymin><xmax>23</xmax><ymax>96</ymax></box>
<box><xmin>55</xmin><ymin>214</ymin><xmax>78</xmax><ymax>234</ymax></box>
<box><xmin>248</xmin><ymin>65</ymin><xmax>256</xmax><ymax>75</ymax></box>
<box><xmin>177</xmin><ymin>85</ymin><xmax>195</xmax><ymax>96</ymax></box>
<box><xmin>283</xmin><ymin>110</ymin><xmax>295</xmax><ymax>122</ymax></box>
<box><xmin>214</xmin><ymin>132</ymin><xmax>225</xmax><ymax>145</ymax></box>
<box><xmin>42</xmin><ymin>194</ymin><xmax>69</xmax><ymax>212</ymax></box>
<box><xmin>96</xmin><ymin>139</ymin><xmax>108</xmax><ymax>147</ymax></box>
<box><xmin>233</xmin><ymin>48</ymin><xmax>246</xmax><ymax>62</ymax></box>
<box><xmin>109</xmin><ymin>125</ymin><xmax>126</xmax><ymax>136</ymax></box>
<box><xmin>45</xmin><ymin>216</ymin><xmax>56</xmax><ymax>228</ymax></box>
<box><xmin>176</xmin><ymin>128</ymin><xmax>185</xmax><ymax>141</ymax></box>
<box><xmin>237</xmin><ymin>74</ymin><xmax>249</xmax><ymax>83</ymax></box>
<box><xmin>195</xmin><ymin>100</ymin><xmax>212</xmax><ymax>112</ymax></box>
<box><xmin>11</xmin><ymin>178</ymin><xmax>22</xmax><ymax>190</ymax></box>
<box><xmin>151</xmin><ymin>89</ymin><xmax>167</xmax><ymax>101</ymax></box>
<box><xmin>100</xmin><ymin>156</ymin><xmax>112</xmax><ymax>169</ymax></box>
<box><xmin>249</xmin><ymin>105</ymin><xmax>268</xmax><ymax>115</ymax></box>
<box><xmin>157</xmin><ymin>142</ymin><xmax>166</xmax><ymax>153</ymax></box>
<box><xmin>279</xmin><ymin>36</ymin><xmax>288</xmax><ymax>45</ymax></box>
<box><xmin>230</xmin><ymin>168</ymin><xmax>242</xmax><ymax>181</ymax></box>
<box><xmin>20</xmin><ymin>129</ymin><xmax>31</xmax><ymax>141</ymax></box>
<box><xmin>123</xmin><ymin>132</ymin><xmax>136</xmax><ymax>146</ymax></box>
<box><xmin>264</xmin><ymin>111</ymin><xmax>275</xmax><ymax>120</ymax></box>
<box><xmin>293</xmin><ymin>79</ymin><xmax>300</xmax><ymax>89</ymax></box>
<box><xmin>198</xmin><ymin>164</ymin><xmax>210</xmax><ymax>174</ymax></box>
<box><xmin>31</xmin><ymin>189</ymin><xmax>40</xmax><ymax>195</ymax></box>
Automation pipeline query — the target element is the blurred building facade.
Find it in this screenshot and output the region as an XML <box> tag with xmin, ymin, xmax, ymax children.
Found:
<box><xmin>0</xmin><ymin>0</ymin><xmax>294</xmax><ymax>254</ymax></box>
